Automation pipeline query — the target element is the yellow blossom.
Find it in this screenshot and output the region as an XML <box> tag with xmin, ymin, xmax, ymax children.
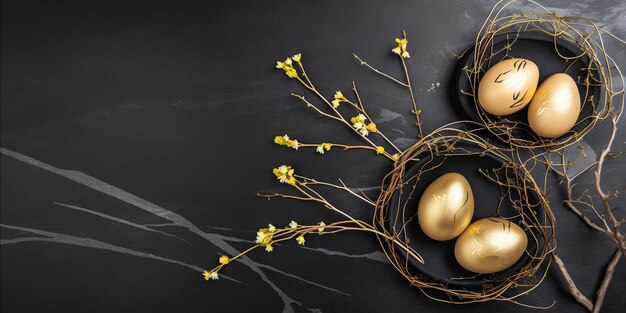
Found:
<box><xmin>203</xmin><ymin>271</ymin><xmax>218</xmax><ymax>280</ymax></box>
<box><xmin>274</xmin><ymin>134</ymin><xmax>288</xmax><ymax>145</ymax></box>
<box><xmin>316</xmin><ymin>143</ymin><xmax>332</xmax><ymax>154</ymax></box>
<box><xmin>219</xmin><ymin>255</ymin><xmax>230</xmax><ymax>265</ymax></box>
<box><xmin>256</xmin><ymin>228</ymin><xmax>273</xmax><ymax>245</ymax></box>
<box><xmin>296</xmin><ymin>235</ymin><xmax>305</xmax><ymax>245</ymax></box>
<box><xmin>268</xmin><ymin>224</ymin><xmax>276</xmax><ymax>233</ymax></box>
<box><xmin>366</xmin><ymin>122</ymin><xmax>377</xmax><ymax>133</ymax></box>
<box><xmin>392</xmin><ymin>35</ymin><xmax>410</xmax><ymax>59</ymax></box>
<box><xmin>376</xmin><ymin>146</ymin><xmax>385</xmax><ymax>154</ymax></box>
<box><xmin>350</xmin><ymin>113</ymin><xmax>366</xmax><ymax>125</ymax></box>
<box><xmin>318</xmin><ymin>221</ymin><xmax>326</xmax><ymax>234</ymax></box>
<box><xmin>274</xmin><ymin>134</ymin><xmax>300</xmax><ymax>150</ymax></box>
<box><xmin>331</xmin><ymin>90</ymin><xmax>347</xmax><ymax>109</ymax></box>
<box><xmin>290</xmin><ymin>140</ymin><xmax>299</xmax><ymax>150</ymax></box>
<box><xmin>292</xmin><ymin>53</ymin><xmax>301</xmax><ymax>63</ymax></box>
<box><xmin>289</xmin><ymin>220</ymin><xmax>298</xmax><ymax>228</ymax></box>
<box><xmin>272</xmin><ymin>165</ymin><xmax>296</xmax><ymax>185</ymax></box>
<box><xmin>265</xmin><ymin>244</ymin><xmax>274</xmax><ymax>252</ymax></box>
<box><xmin>392</xmin><ymin>154</ymin><xmax>400</xmax><ymax>161</ymax></box>
<box><xmin>316</xmin><ymin>145</ymin><xmax>324</xmax><ymax>154</ymax></box>
<box><xmin>351</xmin><ymin>114</ymin><xmax>370</xmax><ymax>136</ymax></box>
<box><xmin>255</xmin><ymin>230</ymin><xmax>265</xmax><ymax>243</ymax></box>
<box><xmin>276</xmin><ymin>57</ymin><xmax>299</xmax><ymax>78</ymax></box>
<box><xmin>285</xmin><ymin>68</ymin><xmax>298</xmax><ymax>78</ymax></box>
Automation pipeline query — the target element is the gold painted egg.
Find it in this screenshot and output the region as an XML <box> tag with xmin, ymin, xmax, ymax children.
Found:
<box><xmin>527</xmin><ymin>73</ymin><xmax>581</xmax><ymax>138</ymax></box>
<box><xmin>478</xmin><ymin>58</ymin><xmax>539</xmax><ymax>116</ymax></box>
<box><xmin>454</xmin><ymin>217</ymin><xmax>528</xmax><ymax>274</ymax></box>
<box><xmin>417</xmin><ymin>172</ymin><xmax>474</xmax><ymax>241</ymax></box>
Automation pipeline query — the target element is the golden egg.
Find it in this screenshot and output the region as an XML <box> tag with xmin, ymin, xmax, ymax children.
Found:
<box><xmin>417</xmin><ymin>172</ymin><xmax>474</xmax><ymax>241</ymax></box>
<box><xmin>527</xmin><ymin>73</ymin><xmax>581</xmax><ymax>138</ymax></box>
<box><xmin>478</xmin><ymin>58</ymin><xmax>539</xmax><ymax>116</ymax></box>
<box><xmin>454</xmin><ymin>217</ymin><xmax>528</xmax><ymax>274</ymax></box>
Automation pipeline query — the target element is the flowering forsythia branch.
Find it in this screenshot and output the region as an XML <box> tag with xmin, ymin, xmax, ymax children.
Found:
<box><xmin>273</xmin><ymin>134</ymin><xmax>396</xmax><ymax>160</ymax></box>
<box><xmin>202</xmin><ymin>32</ymin><xmax>427</xmax><ymax>282</ymax></box>
<box><xmin>276</xmin><ymin>51</ymin><xmax>403</xmax><ymax>159</ymax></box>
<box><xmin>203</xmin><ymin>163</ymin><xmax>423</xmax><ymax>280</ymax></box>
<box><xmin>203</xmin><ymin>220</ymin><xmax>328</xmax><ymax>281</ymax></box>
<box><xmin>354</xmin><ymin>31</ymin><xmax>423</xmax><ymax>137</ymax></box>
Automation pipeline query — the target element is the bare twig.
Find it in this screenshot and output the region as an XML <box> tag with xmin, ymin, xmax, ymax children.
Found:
<box><xmin>553</xmin><ymin>254</ymin><xmax>593</xmax><ymax>311</ymax></box>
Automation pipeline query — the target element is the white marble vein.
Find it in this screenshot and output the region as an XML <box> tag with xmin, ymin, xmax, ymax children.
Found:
<box><xmin>0</xmin><ymin>147</ymin><xmax>351</xmax><ymax>312</ymax></box>
<box><xmin>53</xmin><ymin>202</ymin><xmax>190</xmax><ymax>243</ymax></box>
<box><xmin>298</xmin><ymin>246</ymin><xmax>388</xmax><ymax>263</ymax></box>
<box><xmin>0</xmin><ymin>224</ymin><xmax>247</xmax><ymax>282</ymax></box>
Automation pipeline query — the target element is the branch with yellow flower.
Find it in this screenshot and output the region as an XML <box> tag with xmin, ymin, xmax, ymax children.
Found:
<box><xmin>353</xmin><ymin>31</ymin><xmax>424</xmax><ymax>138</ymax></box>
<box><xmin>273</xmin><ymin>134</ymin><xmax>398</xmax><ymax>161</ymax></box>
<box><xmin>276</xmin><ymin>52</ymin><xmax>402</xmax><ymax>159</ymax></box>
<box><xmin>202</xmin><ymin>164</ymin><xmax>424</xmax><ymax>281</ymax></box>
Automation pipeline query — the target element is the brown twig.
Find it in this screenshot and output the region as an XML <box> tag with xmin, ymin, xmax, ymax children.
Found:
<box><xmin>553</xmin><ymin>254</ymin><xmax>593</xmax><ymax>311</ymax></box>
<box><xmin>592</xmin><ymin>250</ymin><xmax>621</xmax><ymax>313</ymax></box>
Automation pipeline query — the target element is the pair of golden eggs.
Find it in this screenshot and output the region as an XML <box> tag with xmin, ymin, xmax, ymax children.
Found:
<box><xmin>477</xmin><ymin>58</ymin><xmax>581</xmax><ymax>138</ymax></box>
<box><xmin>417</xmin><ymin>172</ymin><xmax>528</xmax><ymax>274</ymax></box>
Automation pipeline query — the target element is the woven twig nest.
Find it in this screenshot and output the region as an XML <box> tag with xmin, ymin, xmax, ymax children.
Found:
<box><xmin>374</xmin><ymin>125</ymin><xmax>556</xmax><ymax>303</ymax></box>
<box><xmin>456</xmin><ymin>0</ymin><xmax>622</xmax><ymax>150</ymax></box>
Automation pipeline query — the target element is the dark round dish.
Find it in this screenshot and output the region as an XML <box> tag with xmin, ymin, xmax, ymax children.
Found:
<box><xmin>454</xmin><ymin>31</ymin><xmax>601</xmax><ymax>142</ymax></box>
<box><xmin>387</xmin><ymin>149</ymin><xmax>545</xmax><ymax>288</ymax></box>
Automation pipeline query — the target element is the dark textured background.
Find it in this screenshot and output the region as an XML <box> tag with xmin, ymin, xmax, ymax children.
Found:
<box><xmin>2</xmin><ymin>0</ymin><xmax>625</xmax><ymax>312</ymax></box>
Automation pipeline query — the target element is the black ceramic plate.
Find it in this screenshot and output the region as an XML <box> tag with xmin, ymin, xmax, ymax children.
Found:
<box><xmin>388</xmin><ymin>149</ymin><xmax>545</xmax><ymax>288</ymax></box>
<box><xmin>455</xmin><ymin>31</ymin><xmax>600</xmax><ymax>141</ymax></box>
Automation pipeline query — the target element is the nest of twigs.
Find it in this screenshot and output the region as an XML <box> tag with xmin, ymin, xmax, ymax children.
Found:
<box><xmin>460</xmin><ymin>0</ymin><xmax>623</xmax><ymax>149</ymax></box>
<box><xmin>374</xmin><ymin>124</ymin><xmax>556</xmax><ymax>304</ymax></box>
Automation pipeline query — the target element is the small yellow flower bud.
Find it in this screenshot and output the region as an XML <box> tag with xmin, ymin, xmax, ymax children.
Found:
<box><xmin>286</xmin><ymin>68</ymin><xmax>298</xmax><ymax>78</ymax></box>
<box><xmin>219</xmin><ymin>255</ymin><xmax>230</xmax><ymax>265</ymax></box>
<box><xmin>366</xmin><ymin>123</ymin><xmax>377</xmax><ymax>133</ymax></box>
<box><xmin>376</xmin><ymin>146</ymin><xmax>385</xmax><ymax>154</ymax></box>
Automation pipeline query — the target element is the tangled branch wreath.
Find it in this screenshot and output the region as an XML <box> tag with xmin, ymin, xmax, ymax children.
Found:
<box><xmin>374</xmin><ymin>123</ymin><xmax>556</xmax><ymax>305</ymax></box>
<box><xmin>461</xmin><ymin>0</ymin><xmax>624</xmax><ymax>149</ymax></box>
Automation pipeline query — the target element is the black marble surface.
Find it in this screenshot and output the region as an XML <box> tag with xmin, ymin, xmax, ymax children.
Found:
<box><xmin>2</xmin><ymin>0</ymin><xmax>625</xmax><ymax>312</ymax></box>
